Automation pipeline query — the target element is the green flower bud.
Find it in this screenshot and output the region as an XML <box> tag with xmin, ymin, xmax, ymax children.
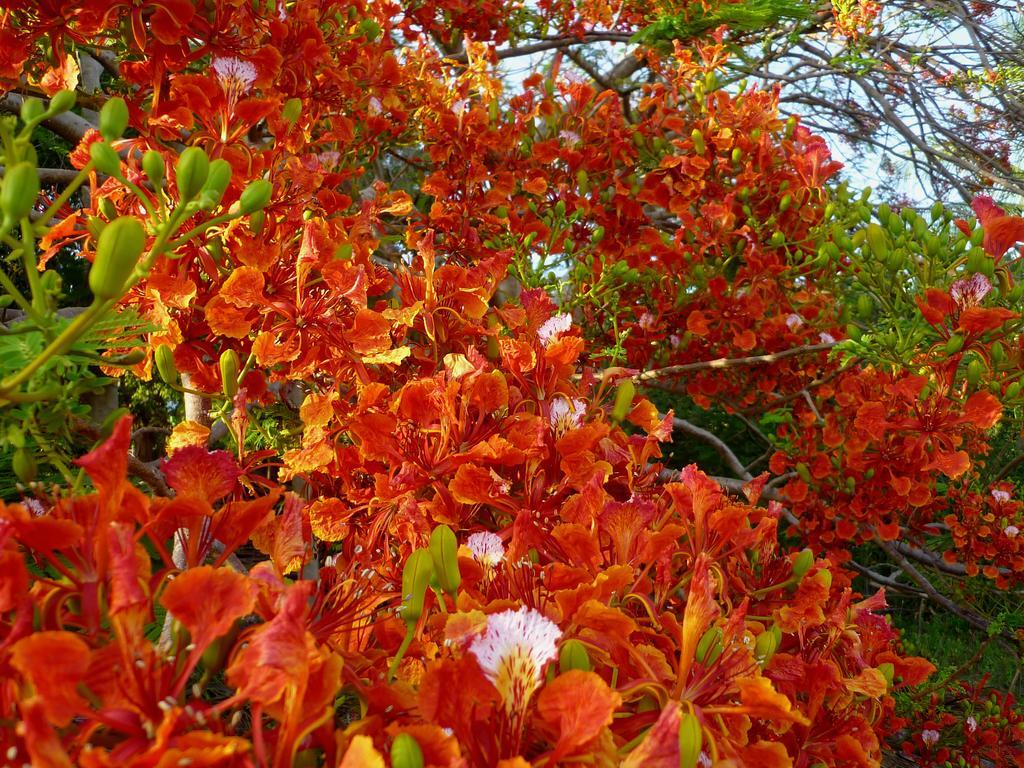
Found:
<box><xmin>238</xmin><ymin>179</ymin><xmax>272</xmax><ymax>214</ymax></box>
<box><xmin>678</xmin><ymin>710</ymin><xmax>703</xmax><ymax>768</ymax></box>
<box><xmin>99</xmin><ymin>97</ymin><xmax>130</xmax><ymax>141</ymax></box>
<box><xmin>428</xmin><ymin>524</ymin><xmax>460</xmax><ymax>598</ymax></box>
<box><xmin>142</xmin><ymin>150</ymin><xmax>165</xmax><ymax>188</ymax></box>
<box><xmin>47</xmin><ymin>90</ymin><xmax>77</xmax><ymax>115</ymax></box>
<box><xmin>220</xmin><ymin>349</ymin><xmax>240</xmax><ymax>397</ymax></box>
<box><xmin>559</xmin><ymin>639</ymin><xmax>592</xmax><ymax>673</ymax></box>
<box><xmin>12</xmin><ymin>448</ymin><xmax>37</xmax><ymax>484</ymax></box>
<box><xmin>930</xmin><ymin>202</ymin><xmax>943</xmax><ymax>222</ymax></box>
<box><xmin>690</xmin><ymin>128</ymin><xmax>705</xmax><ymax>155</ymax></box>
<box><xmin>754</xmin><ymin>625</ymin><xmax>780</xmax><ymax>665</ymax></box>
<box><xmin>282</xmin><ymin>97</ymin><xmax>303</xmax><ymax>125</ymax></box>
<box><xmin>779</xmin><ymin>193</ymin><xmax>792</xmax><ymax>212</ymax></box>
<box><xmin>1</xmin><ymin>162</ymin><xmax>40</xmax><ymax>224</ymax></box>
<box><xmin>400</xmin><ymin>549</ymin><xmax>435</xmax><ymax>626</ymax></box>
<box><xmin>591</xmin><ymin>226</ymin><xmax>605</xmax><ymax>244</ymax></box>
<box><xmin>866</xmin><ymin>224</ymin><xmax>888</xmax><ymax>259</ymax></box>
<box><xmin>878</xmin><ymin>662</ymin><xmax>895</xmax><ymax>686</ymax></box>
<box><xmin>695</xmin><ymin>625</ymin><xmax>722</xmax><ymax>665</ymax></box>
<box><xmin>576</xmin><ymin>168</ymin><xmax>589</xmax><ymax>195</ymax></box>
<box><xmin>89</xmin><ymin>216</ymin><xmax>146</xmax><ymax>301</ymax></box>
<box><xmin>391</xmin><ymin>733</ymin><xmax>424</xmax><ymax>768</ymax></box>
<box><xmin>965</xmin><ymin>359</ymin><xmax>984</xmax><ymax>389</ymax></box>
<box><xmin>197</xmin><ymin>159</ymin><xmax>233</xmax><ymax>210</ymax></box>
<box><xmin>89</xmin><ymin>142</ymin><xmax>122</xmax><ymax>176</ymax></box>
<box><xmin>20</xmin><ymin>97</ymin><xmax>44</xmax><ymax>123</ymax></box>
<box><xmin>176</xmin><ymin>146</ymin><xmax>210</xmax><ymax>201</ymax></box>
<box><xmin>944</xmin><ymin>334</ymin><xmax>964</xmax><ymax>355</ymax></box>
<box><xmin>970</xmin><ymin>226</ymin><xmax>985</xmax><ymax>247</ymax></box>
<box><xmin>610</xmin><ymin>378</ymin><xmax>635</xmax><ymax>423</ymax></box>
<box><xmin>155</xmin><ymin>344</ymin><xmax>179</xmax><ymax>386</ymax></box>
<box><xmin>792</xmin><ymin>548</ymin><xmax>814</xmax><ymax>578</ymax></box>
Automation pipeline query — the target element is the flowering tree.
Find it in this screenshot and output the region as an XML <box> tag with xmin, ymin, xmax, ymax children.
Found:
<box><xmin>0</xmin><ymin>1</ymin><xmax>1021</xmax><ymax>767</ymax></box>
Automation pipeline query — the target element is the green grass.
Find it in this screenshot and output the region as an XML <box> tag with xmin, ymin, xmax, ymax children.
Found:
<box><xmin>891</xmin><ymin>605</ymin><xmax>1022</xmax><ymax>697</ymax></box>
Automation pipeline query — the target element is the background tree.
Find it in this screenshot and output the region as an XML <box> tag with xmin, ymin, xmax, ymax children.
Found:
<box><xmin>0</xmin><ymin>1</ymin><xmax>1021</xmax><ymax>766</ymax></box>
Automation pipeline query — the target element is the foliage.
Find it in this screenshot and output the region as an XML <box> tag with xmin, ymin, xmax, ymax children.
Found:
<box><xmin>0</xmin><ymin>1</ymin><xmax>1021</xmax><ymax>767</ymax></box>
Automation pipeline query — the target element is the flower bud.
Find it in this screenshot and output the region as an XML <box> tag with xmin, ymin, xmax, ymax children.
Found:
<box><xmin>155</xmin><ymin>344</ymin><xmax>179</xmax><ymax>386</ymax></box>
<box><xmin>99</xmin><ymin>97</ymin><xmax>129</xmax><ymax>141</ymax></box>
<box><xmin>12</xmin><ymin>448</ymin><xmax>37</xmax><ymax>484</ymax></box>
<box><xmin>678</xmin><ymin>710</ymin><xmax>703</xmax><ymax>768</ymax></box>
<box><xmin>1</xmin><ymin>162</ymin><xmax>40</xmax><ymax>224</ymax></box>
<box><xmin>176</xmin><ymin>146</ymin><xmax>210</xmax><ymax>201</ymax></box>
<box><xmin>944</xmin><ymin>334</ymin><xmax>964</xmax><ymax>355</ymax></box>
<box><xmin>391</xmin><ymin>733</ymin><xmax>424</xmax><ymax>768</ymax></box>
<box><xmin>197</xmin><ymin>159</ymin><xmax>233</xmax><ymax>210</ymax></box>
<box><xmin>142</xmin><ymin>150</ymin><xmax>165</xmax><ymax>188</ymax></box>
<box><xmin>610</xmin><ymin>378</ymin><xmax>635</xmax><ymax>423</ymax></box>
<box><xmin>20</xmin><ymin>97</ymin><xmax>44</xmax><ymax>123</ymax></box>
<box><xmin>559</xmin><ymin>639</ymin><xmax>591</xmax><ymax>673</ymax></box>
<box><xmin>754</xmin><ymin>625</ymin><xmax>781</xmax><ymax>665</ymax></box>
<box><xmin>47</xmin><ymin>90</ymin><xmax>76</xmax><ymax>115</ymax></box>
<box><xmin>866</xmin><ymin>223</ymin><xmax>888</xmax><ymax>259</ymax></box>
<box><xmin>695</xmin><ymin>625</ymin><xmax>722</xmax><ymax>665</ymax></box>
<box><xmin>690</xmin><ymin>128</ymin><xmax>705</xmax><ymax>155</ymax></box>
<box><xmin>238</xmin><ymin>179</ymin><xmax>272</xmax><ymax>214</ymax></box>
<box><xmin>399</xmin><ymin>549</ymin><xmax>435</xmax><ymax>627</ymax></box>
<box><xmin>428</xmin><ymin>524</ymin><xmax>460</xmax><ymax>598</ymax></box>
<box><xmin>220</xmin><ymin>349</ymin><xmax>239</xmax><ymax>398</ymax></box>
<box><xmin>90</xmin><ymin>142</ymin><xmax>122</xmax><ymax>176</ymax></box>
<box><xmin>282</xmin><ymin>97</ymin><xmax>302</xmax><ymax>125</ymax></box>
<box><xmin>89</xmin><ymin>216</ymin><xmax>146</xmax><ymax>301</ymax></box>
<box><xmin>792</xmin><ymin>548</ymin><xmax>814</xmax><ymax>578</ymax></box>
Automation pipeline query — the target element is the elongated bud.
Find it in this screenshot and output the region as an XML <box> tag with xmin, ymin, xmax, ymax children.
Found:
<box><xmin>89</xmin><ymin>216</ymin><xmax>146</xmax><ymax>301</ymax></box>
<box><xmin>109</xmin><ymin>349</ymin><xmax>146</xmax><ymax>366</ymax></box>
<box><xmin>970</xmin><ymin>226</ymin><xmax>985</xmax><ymax>247</ymax></box>
<box><xmin>90</xmin><ymin>142</ymin><xmax>122</xmax><ymax>176</ymax></box>
<box><xmin>142</xmin><ymin>150</ymin><xmax>165</xmax><ymax>188</ymax></box>
<box><xmin>176</xmin><ymin>146</ymin><xmax>210</xmax><ymax>201</ymax></box>
<box><xmin>695</xmin><ymin>625</ymin><xmax>722</xmax><ymax>665</ymax></box>
<box><xmin>591</xmin><ymin>225</ymin><xmax>605</xmax><ymax>244</ymax></box>
<box><xmin>690</xmin><ymin>128</ymin><xmax>705</xmax><ymax>155</ymax></box>
<box><xmin>576</xmin><ymin>168</ymin><xmax>589</xmax><ymax>195</ymax></box>
<box><xmin>220</xmin><ymin>349</ymin><xmax>240</xmax><ymax>398</ymax></box>
<box><xmin>865</xmin><ymin>224</ymin><xmax>888</xmax><ymax>259</ymax></box>
<box><xmin>20</xmin><ymin>97</ymin><xmax>44</xmax><ymax>123</ymax></box>
<box><xmin>559</xmin><ymin>639</ymin><xmax>591</xmax><ymax>673</ymax></box>
<box><xmin>792</xmin><ymin>548</ymin><xmax>814</xmax><ymax>578</ymax></box>
<box><xmin>754</xmin><ymin>625</ymin><xmax>781</xmax><ymax>665</ymax></box>
<box><xmin>238</xmin><ymin>179</ymin><xmax>272</xmax><ymax>214</ymax></box>
<box><xmin>784</xmin><ymin>115</ymin><xmax>797</xmax><ymax>139</ymax></box>
<box><xmin>12</xmin><ymin>448</ymin><xmax>37</xmax><ymax>484</ymax></box>
<box><xmin>99</xmin><ymin>97</ymin><xmax>129</xmax><ymax>140</ymax></box>
<box><xmin>779</xmin><ymin>193</ymin><xmax>792</xmax><ymax>212</ymax></box>
<box><xmin>155</xmin><ymin>344</ymin><xmax>179</xmax><ymax>386</ymax></box>
<box><xmin>400</xmin><ymin>549</ymin><xmax>435</xmax><ymax>626</ymax></box>
<box><xmin>428</xmin><ymin>525</ymin><xmax>460</xmax><ymax>598</ymax></box>
<box><xmin>47</xmin><ymin>90</ymin><xmax>76</xmax><ymax>115</ymax></box>
<box><xmin>198</xmin><ymin>159</ymin><xmax>233</xmax><ymax>210</ymax></box>
<box><xmin>1</xmin><ymin>162</ymin><xmax>40</xmax><ymax>224</ymax></box>
<box><xmin>944</xmin><ymin>334</ymin><xmax>964</xmax><ymax>355</ymax></box>
<box><xmin>391</xmin><ymin>733</ymin><xmax>424</xmax><ymax>768</ymax></box>
<box><xmin>282</xmin><ymin>97</ymin><xmax>302</xmax><ymax>125</ymax></box>
<box><xmin>965</xmin><ymin>358</ymin><xmax>984</xmax><ymax>389</ymax></box>
<box><xmin>610</xmin><ymin>378</ymin><xmax>635</xmax><ymax>423</ymax></box>
<box><xmin>678</xmin><ymin>710</ymin><xmax>703</xmax><ymax>768</ymax></box>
